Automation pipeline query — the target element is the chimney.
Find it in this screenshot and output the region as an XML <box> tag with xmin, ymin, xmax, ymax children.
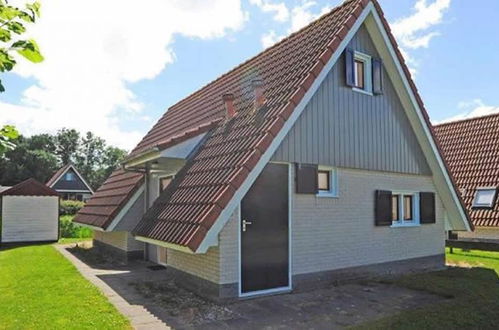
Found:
<box><xmin>222</xmin><ymin>93</ymin><xmax>236</xmax><ymax>120</ymax></box>
<box><xmin>252</xmin><ymin>79</ymin><xmax>266</xmax><ymax>110</ymax></box>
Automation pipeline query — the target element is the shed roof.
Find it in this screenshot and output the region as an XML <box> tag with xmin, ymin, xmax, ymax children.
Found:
<box><xmin>434</xmin><ymin>113</ymin><xmax>499</xmax><ymax>227</ymax></box>
<box><xmin>1</xmin><ymin>178</ymin><xmax>59</xmax><ymax>197</ymax></box>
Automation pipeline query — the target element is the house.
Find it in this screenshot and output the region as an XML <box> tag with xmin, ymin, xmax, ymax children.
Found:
<box><xmin>75</xmin><ymin>0</ymin><xmax>472</xmax><ymax>300</ymax></box>
<box><xmin>0</xmin><ymin>178</ymin><xmax>59</xmax><ymax>245</ymax></box>
<box><xmin>434</xmin><ymin>113</ymin><xmax>499</xmax><ymax>242</ymax></box>
<box><xmin>46</xmin><ymin>164</ymin><xmax>94</xmax><ymax>201</ymax></box>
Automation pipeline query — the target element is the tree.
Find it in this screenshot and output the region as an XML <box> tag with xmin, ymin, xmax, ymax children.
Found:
<box><xmin>92</xmin><ymin>146</ymin><xmax>127</xmax><ymax>189</ymax></box>
<box><xmin>0</xmin><ymin>124</ymin><xmax>19</xmax><ymax>156</ymax></box>
<box><xmin>0</xmin><ymin>134</ymin><xmax>58</xmax><ymax>185</ymax></box>
<box><xmin>55</xmin><ymin>128</ymin><xmax>79</xmax><ymax>164</ymax></box>
<box><xmin>0</xmin><ymin>0</ymin><xmax>43</xmax><ymax>92</ymax></box>
<box><xmin>76</xmin><ymin>132</ymin><xmax>106</xmax><ymax>187</ymax></box>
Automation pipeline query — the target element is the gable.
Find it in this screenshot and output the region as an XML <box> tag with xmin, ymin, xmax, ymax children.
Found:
<box><xmin>272</xmin><ymin>25</ymin><xmax>431</xmax><ymax>175</ymax></box>
<box><xmin>52</xmin><ymin>168</ymin><xmax>91</xmax><ymax>192</ymax></box>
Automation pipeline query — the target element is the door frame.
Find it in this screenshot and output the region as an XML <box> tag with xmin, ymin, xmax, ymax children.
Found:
<box><xmin>237</xmin><ymin>161</ymin><xmax>292</xmax><ymax>298</ymax></box>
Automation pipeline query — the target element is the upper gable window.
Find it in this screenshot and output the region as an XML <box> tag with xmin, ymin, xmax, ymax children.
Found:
<box><xmin>353</xmin><ymin>52</ymin><xmax>371</xmax><ymax>93</ymax></box>
<box><xmin>472</xmin><ymin>187</ymin><xmax>497</xmax><ymax>209</ymax></box>
<box><xmin>345</xmin><ymin>48</ymin><xmax>383</xmax><ymax>95</ymax></box>
<box><xmin>65</xmin><ymin>172</ymin><xmax>75</xmax><ymax>181</ymax></box>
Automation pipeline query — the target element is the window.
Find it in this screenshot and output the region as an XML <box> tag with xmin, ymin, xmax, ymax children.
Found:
<box><xmin>65</xmin><ymin>172</ymin><xmax>75</xmax><ymax>181</ymax></box>
<box><xmin>354</xmin><ymin>59</ymin><xmax>364</xmax><ymax>89</ymax></box>
<box><xmin>318</xmin><ymin>170</ymin><xmax>330</xmax><ymax>192</ymax></box>
<box><xmin>353</xmin><ymin>51</ymin><xmax>372</xmax><ymax>94</ymax></box>
<box><xmin>391</xmin><ymin>194</ymin><xmax>399</xmax><ymax>221</ymax></box>
<box><xmin>472</xmin><ymin>187</ymin><xmax>497</xmax><ymax>208</ymax></box>
<box><xmin>391</xmin><ymin>192</ymin><xmax>419</xmax><ymax>226</ymax></box>
<box><xmin>316</xmin><ymin>166</ymin><xmax>338</xmax><ymax>197</ymax></box>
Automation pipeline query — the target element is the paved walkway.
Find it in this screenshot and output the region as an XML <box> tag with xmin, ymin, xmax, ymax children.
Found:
<box><xmin>56</xmin><ymin>244</ymin><xmax>447</xmax><ymax>329</ymax></box>
<box><xmin>55</xmin><ymin>244</ymin><xmax>169</xmax><ymax>329</ymax></box>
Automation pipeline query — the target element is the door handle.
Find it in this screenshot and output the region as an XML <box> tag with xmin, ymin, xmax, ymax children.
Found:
<box><xmin>242</xmin><ymin>219</ymin><xmax>253</xmax><ymax>232</ymax></box>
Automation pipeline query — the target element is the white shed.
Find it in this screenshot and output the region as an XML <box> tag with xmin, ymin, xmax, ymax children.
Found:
<box><xmin>0</xmin><ymin>178</ymin><xmax>59</xmax><ymax>244</ymax></box>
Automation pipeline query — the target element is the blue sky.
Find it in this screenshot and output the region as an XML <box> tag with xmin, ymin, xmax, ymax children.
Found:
<box><xmin>1</xmin><ymin>0</ymin><xmax>498</xmax><ymax>150</ymax></box>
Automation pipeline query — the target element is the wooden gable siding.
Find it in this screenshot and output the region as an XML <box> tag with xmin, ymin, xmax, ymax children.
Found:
<box><xmin>52</xmin><ymin>168</ymin><xmax>90</xmax><ymax>191</ymax></box>
<box><xmin>272</xmin><ymin>25</ymin><xmax>431</xmax><ymax>175</ymax></box>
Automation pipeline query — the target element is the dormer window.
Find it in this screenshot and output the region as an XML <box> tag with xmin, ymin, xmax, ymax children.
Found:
<box><xmin>472</xmin><ymin>187</ymin><xmax>497</xmax><ymax>209</ymax></box>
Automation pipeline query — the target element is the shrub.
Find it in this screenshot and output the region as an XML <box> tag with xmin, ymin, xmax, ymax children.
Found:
<box><xmin>60</xmin><ymin>200</ymin><xmax>85</xmax><ymax>215</ymax></box>
<box><xmin>60</xmin><ymin>215</ymin><xmax>93</xmax><ymax>239</ymax></box>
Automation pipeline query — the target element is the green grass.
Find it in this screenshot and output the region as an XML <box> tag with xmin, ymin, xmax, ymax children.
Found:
<box><xmin>58</xmin><ymin>237</ymin><xmax>92</xmax><ymax>244</ymax></box>
<box><xmin>0</xmin><ymin>244</ymin><xmax>130</xmax><ymax>330</ymax></box>
<box><xmin>354</xmin><ymin>249</ymin><xmax>499</xmax><ymax>329</ymax></box>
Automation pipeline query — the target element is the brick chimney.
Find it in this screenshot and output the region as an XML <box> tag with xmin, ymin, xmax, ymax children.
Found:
<box><xmin>222</xmin><ymin>93</ymin><xmax>236</xmax><ymax>120</ymax></box>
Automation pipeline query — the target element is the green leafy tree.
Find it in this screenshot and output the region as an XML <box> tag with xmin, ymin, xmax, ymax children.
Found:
<box><xmin>0</xmin><ymin>0</ymin><xmax>43</xmax><ymax>92</ymax></box>
<box><xmin>0</xmin><ymin>134</ymin><xmax>58</xmax><ymax>185</ymax></box>
<box><xmin>75</xmin><ymin>132</ymin><xmax>106</xmax><ymax>186</ymax></box>
<box><xmin>55</xmin><ymin>128</ymin><xmax>80</xmax><ymax>164</ymax></box>
<box><xmin>0</xmin><ymin>124</ymin><xmax>19</xmax><ymax>155</ymax></box>
<box><xmin>92</xmin><ymin>146</ymin><xmax>127</xmax><ymax>189</ymax></box>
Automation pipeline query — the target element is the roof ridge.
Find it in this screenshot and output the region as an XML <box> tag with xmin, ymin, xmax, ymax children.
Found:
<box><xmin>160</xmin><ymin>0</ymin><xmax>361</xmax><ymax>115</ymax></box>
<box><xmin>434</xmin><ymin>112</ymin><xmax>499</xmax><ymax>127</ymax></box>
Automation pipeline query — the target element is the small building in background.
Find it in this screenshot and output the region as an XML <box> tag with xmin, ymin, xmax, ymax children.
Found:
<box><xmin>0</xmin><ymin>178</ymin><xmax>59</xmax><ymax>244</ymax></box>
<box><xmin>46</xmin><ymin>164</ymin><xmax>94</xmax><ymax>201</ymax></box>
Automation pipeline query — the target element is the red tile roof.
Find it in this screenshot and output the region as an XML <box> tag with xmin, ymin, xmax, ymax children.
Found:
<box><xmin>74</xmin><ymin>170</ymin><xmax>143</xmax><ymax>228</ymax></box>
<box><xmin>1</xmin><ymin>178</ymin><xmax>59</xmax><ymax>197</ymax></box>
<box><xmin>132</xmin><ymin>0</ymin><xmax>370</xmax><ymax>251</ymax></box>
<box><xmin>434</xmin><ymin>113</ymin><xmax>499</xmax><ymax>227</ymax></box>
<box><xmin>77</xmin><ymin>0</ymin><xmax>471</xmax><ymax>246</ymax></box>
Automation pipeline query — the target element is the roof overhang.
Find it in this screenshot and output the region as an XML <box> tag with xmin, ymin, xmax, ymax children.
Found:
<box><xmin>191</xmin><ymin>1</ymin><xmax>470</xmax><ymax>253</ymax></box>
<box><xmin>122</xmin><ymin>132</ymin><xmax>207</xmax><ymax>172</ymax></box>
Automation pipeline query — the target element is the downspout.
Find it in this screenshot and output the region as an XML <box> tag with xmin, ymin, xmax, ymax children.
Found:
<box><xmin>143</xmin><ymin>162</ymin><xmax>151</xmax><ymax>260</ymax></box>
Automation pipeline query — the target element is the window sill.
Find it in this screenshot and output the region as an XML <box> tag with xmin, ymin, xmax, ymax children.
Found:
<box><xmin>391</xmin><ymin>222</ymin><xmax>420</xmax><ymax>228</ymax></box>
<box><xmin>316</xmin><ymin>192</ymin><xmax>338</xmax><ymax>198</ymax></box>
<box><xmin>352</xmin><ymin>87</ymin><xmax>373</xmax><ymax>96</ymax></box>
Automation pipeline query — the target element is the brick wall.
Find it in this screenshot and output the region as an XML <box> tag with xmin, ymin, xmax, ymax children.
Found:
<box><xmin>93</xmin><ymin>230</ymin><xmax>143</xmax><ymax>252</ymax></box>
<box><xmin>167</xmin><ymin>207</ymin><xmax>239</xmax><ymax>284</ymax></box>
<box><xmin>291</xmin><ymin>167</ymin><xmax>445</xmax><ymax>275</ymax></box>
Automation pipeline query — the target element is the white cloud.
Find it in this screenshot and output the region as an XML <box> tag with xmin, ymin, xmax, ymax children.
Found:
<box><xmin>435</xmin><ymin>99</ymin><xmax>499</xmax><ymax>124</ymax></box>
<box><xmin>0</xmin><ymin>0</ymin><xmax>246</xmax><ymax>150</ymax></box>
<box><xmin>391</xmin><ymin>0</ymin><xmax>451</xmax><ymax>74</ymax></box>
<box><xmin>250</xmin><ymin>0</ymin><xmax>289</xmax><ymax>22</ymax></box>
<box><xmin>261</xmin><ymin>30</ymin><xmax>284</xmax><ymax>48</ymax></box>
<box><xmin>256</xmin><ymin>0</ymin><xmax>334</xmax><ymax>48</ymax></box>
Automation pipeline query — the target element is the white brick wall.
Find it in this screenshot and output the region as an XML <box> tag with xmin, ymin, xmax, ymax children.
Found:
<box><xmin>167</xmin><ymin>207</ymin><xmax>239</xmax><ymax>284</ymax></box>
<box><xmin>291</xmin><ymin>167</ymin><xmax>445</xmax><ymax>275</ymax></box>
<box><xmin>458</xmin><ymin>226</ymin><xmax>499</xmax><ymax>241</ymax></box>
<box><xmin>1</xmin><ymin>195</ymin><xmax>59</xmax><ymax>243</ymax></box>
<box><xmin>215</xmin><ymin>167</ymin><xmax>446</xmax><ymax>284</ymax></box>
<box><xmin>94</xmin><ymin>230</ymin><xmax>143</xmax><ymax>251</ymax></box>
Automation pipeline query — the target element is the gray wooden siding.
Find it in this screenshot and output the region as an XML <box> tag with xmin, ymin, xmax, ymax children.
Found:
<box><xmin>272</xmin><ymin>25</ymin><xmax>431</xmax><ymax>175</ymax></box>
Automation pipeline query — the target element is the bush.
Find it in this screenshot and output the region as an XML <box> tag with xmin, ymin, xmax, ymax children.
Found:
<box><xmin>60</xmin><ymin>200</ymin><xmax>85</xmax><ymax>215</ymax></box>
<box><xmin>60</xmin><ymin>215</ymin><xmax>93</xmax><ymax>239</ymax></box>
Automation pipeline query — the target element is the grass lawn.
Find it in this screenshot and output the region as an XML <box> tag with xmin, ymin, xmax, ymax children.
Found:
<box><xmin>0</xmin><ymin>244</ymin><xmax>130</xmax><ymax>330</ymax></box>
<box><xmin>58</xmin><ymin>237</ymin><xmax>92</xmax><ymax>244</ymax></box>
<box><xmin>355</xmin><ymin>249</ymin><xmax>499</xmax><ymax>329</ymax></box>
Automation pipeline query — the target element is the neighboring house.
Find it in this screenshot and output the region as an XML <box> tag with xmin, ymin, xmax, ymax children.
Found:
<box><xmin>0</xmin><ymin>178</ymin><xmax>59</xmax><ymax>245</ymax></box>
<box><xmin>75</xmin><ymin>0</ymin><xmax>471</xmax><ymax>300</ymax></box>
<box><xmin>46</xmin><ymin>164</ymin><xmax>94</xmax><ymax>201</ymax></box>
<box><xmin>434</xmin><ymin>113</ymin><xmax>499</xmax><ymax>242</ymax></box>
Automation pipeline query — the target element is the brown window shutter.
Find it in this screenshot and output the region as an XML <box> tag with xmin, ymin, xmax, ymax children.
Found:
<box><xmin>420</xmin><ymin>192</ymin><xmax>436</xmax><ymax>224</ymax></box>
<box><xmin>295</xmin><ymin>163</ymin><xmax>318</xmax><ymax>194</ymax></box>
<box><xmin>372</xmin><ymin>57</ymin><xmax>383</xmax><ymax>94</ymax></box>
<box><xmin>375</xmin><ymin>190</ymin><xmax>392</xmax><ymax>226</ymax></box>
<box><xmin>345</xmin><ymin>48</ymin><xmax>355</xmax><ymax>87</ymax></box>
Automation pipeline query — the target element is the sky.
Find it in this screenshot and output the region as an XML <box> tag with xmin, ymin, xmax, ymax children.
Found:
<box><xmin>1</xmin><ymin>0</ymin><xmax>499</xmax><ymax>151</ymax></box>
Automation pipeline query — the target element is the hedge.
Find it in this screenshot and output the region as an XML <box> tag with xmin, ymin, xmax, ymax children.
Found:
<box><xmin>60</xmin><ymin>200</ymin><xmax>85</xmax><ymax>215</ymax></box>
